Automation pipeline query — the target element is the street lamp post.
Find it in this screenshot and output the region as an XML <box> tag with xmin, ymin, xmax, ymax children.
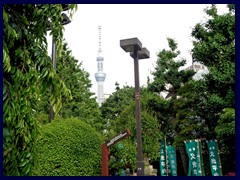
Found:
<box><xmin>47</xmin><ymin>4</ymin><xmax>71</xmax><ymax>121</ymax></box>
<box><xmin>120</xmin><ymin>38</ymin><xmax>150</xmax><ymax>176</ymax></box>
<box><xmin>49</xmin><ymin>35</ymin><xmax>56</xmax><ymax>122</ymax></box>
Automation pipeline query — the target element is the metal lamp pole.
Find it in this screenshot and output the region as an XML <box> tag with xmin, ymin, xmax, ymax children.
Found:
<box><xmin>133</xmin><ymin>48</ymin><xmax>144</xmax><ymax>176</ymax></box>
<box><xmin>47</xmin><ymin>4</ymin><xmax>71</xmax><ymax>122</ymax></box>
<box><xmin>49</xmin><ymin>35</ymin><xmax>56</xmax><ymax>121</ymax></box>
<box><xmin>120</xmin><ymin>38</ymin><xmax>150</xmax><ymax>176</ymax></box>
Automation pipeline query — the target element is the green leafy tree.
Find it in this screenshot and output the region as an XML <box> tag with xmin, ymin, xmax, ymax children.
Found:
<box><xmin>144</xmin><ymin>89</ymin><xmax>171</xmax><ymax>140</ymax></box>
<box><xmin>215</xmin><ymin>108</ymin><xmax>235</xmax><ymax>138</ymax></box>
<box><xmin>174</xmin><ymin>80</ymin><xmax>207</xmax><ymax>143</ymax></box>
<box><xmin>191</xmin><ymin>4</ymin><xmax>235</xmax><ymax>174</ymax></box>
<box><xmin>148</xmin><ymin>38</ymin><xmax>195</xmax><ymax>175</ymax></box>
<box><xmin>107</xmin><ymin>88</ymin><xmax>162</xmax><ymax>173</ymax></box>
<box><xmin>108</xmin><ymin>140</ymin><xmax>137</xmax><ymax>175</ymax></box>
<box><xmin>148</xmin><ymin>38</ymin><xmax>195</xmax><ymax>138</ymax></box>
<box><xmin>191</xmin><ymin>4</ymin><xmax>235</xmax><ymax>130</ymax></box>
<box><xmin>3</xmin><ymin>4</ymin><xmax>77</xmax><ymax>175</ymax></box>
<box><xmin>37</xmin><ymin>42</ymin><xmax>103</xmax><ymax>131</ymax></box>
<box><xmin>100</xmin><ymin>83</ymin><xmax>135</xmax><ymax>134</ymax></box>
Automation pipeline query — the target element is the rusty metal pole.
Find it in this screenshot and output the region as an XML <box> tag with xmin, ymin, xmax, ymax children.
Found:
<box><xmin>133</xmin><ymin>49</ymin><xmax>144</xmax><ymax>176</ymax></box>
<box><xmin>101</xmin><ymin>143</ymin><xmax>109</xmax><ymax>176</ymax></box>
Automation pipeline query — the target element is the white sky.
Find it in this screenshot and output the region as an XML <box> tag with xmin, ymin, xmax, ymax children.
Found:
<box><xmin>48</xmin><ymin>4</ymin><xmax>228</xmax><ymax>96</ymax></box>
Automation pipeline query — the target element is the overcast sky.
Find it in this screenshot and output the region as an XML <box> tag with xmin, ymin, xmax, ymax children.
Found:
<box><xmin>47</xmin><ymin>4</ymin><xmax>228</xmax><ymax>96</ymax></box>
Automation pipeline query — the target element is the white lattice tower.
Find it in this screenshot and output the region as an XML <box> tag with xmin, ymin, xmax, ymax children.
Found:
<box><xmin>95</xmin><ymin>25</ymin><xmax>106</xmax><ymax>106</ymax></box>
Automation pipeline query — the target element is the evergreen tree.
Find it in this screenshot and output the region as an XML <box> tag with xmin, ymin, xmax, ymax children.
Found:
<box><xmin>148</xmin><ymin>37</ymin><xmax>195</xmax><ymax>175</ymax></box>
<box><xmin>174</xmin><ymin>79</ymin><xmax>207</xmax><ymax>143</ymax></box>
<box><xmin>191</xmin><ymin>4</ymin><xmax>235</xmax><ymax>132</ymax></box>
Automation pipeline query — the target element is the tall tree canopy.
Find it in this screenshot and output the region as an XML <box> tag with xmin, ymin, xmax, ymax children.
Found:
<box><xmin>37</xmin><ymin>42</ymin><xmax>104</xmax><ymax>131</ymax></box>
<box><xmin>190</xmin><ymin>4</ymin><xmax>235</xmax><ymax>174</ymax></box>
<box><xmin>191</xmin><ymin>4</ymin><xmax>235</xmax><ymax>130</ymax></box>
<box><xmin>3</xmin><ymin>4</ymin><xmax>77</xmax><ymax>175</ymax></box>
<box><xmin>148</xmin><ymin>37</ymin><xmax>195</xmax><ymax>140</ymax></box>
<box><xmin>148</xmin><ymin>37</ymin><xmax>195</xmax><ymax>175</ymax></box>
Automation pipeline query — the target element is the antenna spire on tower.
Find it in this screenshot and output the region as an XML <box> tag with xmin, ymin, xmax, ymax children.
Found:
<box><xmin>98</xmin><ymin>25</ymin><xmax>102</xmax><ymax>56</ymax></box>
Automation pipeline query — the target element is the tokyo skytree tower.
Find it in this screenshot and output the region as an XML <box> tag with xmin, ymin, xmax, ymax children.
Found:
<box><xmin>95</xmin><ymin>25</ymin><xmax>106</xmax><ymax>106</ymax></box>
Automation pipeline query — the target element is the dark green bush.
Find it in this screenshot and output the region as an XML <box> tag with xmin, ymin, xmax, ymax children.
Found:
<box><xmin>33</xmin><ymin>117</ymin><xmax>103</xmax><ymax>176</ymax></box>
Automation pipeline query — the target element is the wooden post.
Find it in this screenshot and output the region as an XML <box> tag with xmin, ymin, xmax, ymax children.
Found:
<box><xmin>101</xmin><ymin>143</ymin><xmax>109</xmax><ymax>176</ymax></box>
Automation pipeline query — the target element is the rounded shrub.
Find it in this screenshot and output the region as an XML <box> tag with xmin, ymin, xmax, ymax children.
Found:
<box><xmin>33</xmin><ymin>117</ymin><xmax>103</xmax><ymax>176</ymax></box>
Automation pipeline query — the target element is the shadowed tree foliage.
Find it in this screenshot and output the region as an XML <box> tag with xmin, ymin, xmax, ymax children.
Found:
<box><xmin>174</xmin><ymin>79</ymin><xmax>207</xmax><ymax>144</ymax></box>
<box><xmin>100</xmin><ymin>83</ymin><xmax>135</xmax><ymax>134</ymax></box>
<box><xmin>191</xmin><ymin>4</ymin><xmax>235</xmax><ymax>132</ymax></box>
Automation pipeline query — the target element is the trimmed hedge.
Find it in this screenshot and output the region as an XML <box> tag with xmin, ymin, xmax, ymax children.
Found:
<box><xmin>33</xmin><ymin>117</ymin><xmax>103</xmax><ymax>176</ymax></box>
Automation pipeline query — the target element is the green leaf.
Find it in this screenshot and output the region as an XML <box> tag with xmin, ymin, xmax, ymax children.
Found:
<box><xmin>21</xmin><ymin>15</ymin><xmax>30</xmax><ymax>26</ymax></box>
<box><xmin>4</xmin><ymin>148</ymin><xmax>11</xmax><ymax>156</ymax></box>
<box><xmin>26</xmin><ymin>58</ymin><xmax>31</xmax><ymax>65</ymax></box>
<box><xmin>20</xmin><ymin>160</ymin><xmax>27</xmax><ymax>167</ymax></box>
<box><xmin>3</xmin><ymin>84</ymin><xmax>6</xmax><ymax>95</ymax></box>
<box><xmin>3</xmin><ymin>4</ymin><xmax>78</xmax><ymax>176</ymax></box>
<box><xmin>22</xmin><ymin>163</ymin><xmax>30</xmax><ymax>175</ymax></box>
<box><xmin>42</xmin><ymin>69</ymin><xmax>48</xmax><ymax>78</ymax></box>
<box><xmin>3</xmin><ymin>88</ymin><xmax>7</xmax><ymax>101</ymax></box>
<box><xmin>26</xmin><ymin>152</ymin><xmax>31</xmax><ymax>158</ymax></box>
<box><xmin>3</xmin><ymin>128</ymin><xmax>10</xmax><ymax>137</ymax></box>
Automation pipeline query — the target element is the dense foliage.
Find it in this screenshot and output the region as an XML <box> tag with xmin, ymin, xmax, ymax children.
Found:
<box><xmin>148</xmin><ymin>37</ymin><xmax>195</xmax><ymax>140</ymax></box>
<box><xmin>191</xmin><ymin>4</ymin><xmax>235</xmax><ymax>134</ymax></box>
<box><xmin>37</xmin><ymin>42</ymin><xmax>103</xmax><ymax>131</ymax></box>
<box><xmin>115</xmin><ymin>91</ymin><xmax>162</xmax><ymax>160</ymax></box>
<box><xmin>3</xmin><ymin>3</ymin><xmax>235</xmax><ymax>176</ymax></box>
<box><xmin>108</xmin><ymin>140</ymin><xmax>137</xmax><ymax>175</ymax></box>
<box><xmin>190</xmin><ymin>4</ymin><xmax>235</xmax><ymax>174</ymax></box>
<box><xmin>101</xmin><ymin>85</ymin><xmax>162</xmax><ymax>173</ymax></box>
<box><xmin>100</xmin><ymin>83</ymin><xmax>135</xmax><ymax>133</ymax></box>
<box><xmin>148</xmin><ymin>38</ymin><xmax>195</xmax><ymax>174</ymax></box>
<box><xmin>3</xmin><ymin>4</ymin><xmax>77</xmax><ymax>175</ymax></box>
<box><xmin>143</xmin><ymin>5</ymin><xmax>235</xmax><ymax>175</ymax></box>
<box><xmin>33</xmin><ymin>117</ymin><xmax>103</xmax><ymax>176</ymax></box>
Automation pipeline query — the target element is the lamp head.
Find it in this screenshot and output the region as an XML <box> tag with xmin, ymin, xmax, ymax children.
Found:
<box><xmin>120</xmin><ymin>38</ymin><xmax>142</xmax><ymax>52</ymax></box>
<box><xmin>62</xmin><ymin>13</ymin><xmax>71</xmax><ymax>25</ymax></box>
<box><xmin>46</xmin><ymin>13</ymin><xmax>71</xmax><ymax>31</ymax></box>
<box><xmin>130</xmin><ymin>47</ymin><xmax>150</xmax><ymax>59</ymax></box>
<box><xmin>62</xmin><ymin>4</ymin><xmax>70</xmax><ymax>11</ymax></box>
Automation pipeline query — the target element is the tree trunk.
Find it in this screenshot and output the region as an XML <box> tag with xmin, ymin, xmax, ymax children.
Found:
<box><xmin>178</xmin><ymin>146</ymin><xmax>188</xmax><ymax>175</ymax></box>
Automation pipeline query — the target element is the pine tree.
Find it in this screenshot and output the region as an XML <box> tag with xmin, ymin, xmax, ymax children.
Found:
<box><xmin>148</xmin><ymin>37</ymin><xmax>195</xmax><ymax>175</ymax></box>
